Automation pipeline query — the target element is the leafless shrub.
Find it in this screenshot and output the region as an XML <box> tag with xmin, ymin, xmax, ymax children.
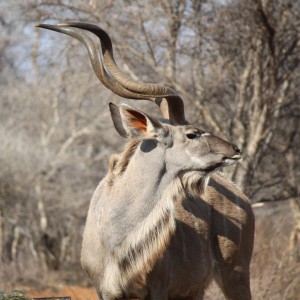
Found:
<box><xmin>0</xmin><ymin>0</ymin><xmax>299</xmax><ymax>298</ymax></box>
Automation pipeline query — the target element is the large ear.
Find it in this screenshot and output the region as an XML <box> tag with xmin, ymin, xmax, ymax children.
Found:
<box><xmin>109</xmin><ymin>102</ymin><xmax>165</xmax><ymax>139</ymax></box>
<box><xmin>109</xmin><ymin>103</ymin><xmax>128</xmax><ymax>138</ymax></box>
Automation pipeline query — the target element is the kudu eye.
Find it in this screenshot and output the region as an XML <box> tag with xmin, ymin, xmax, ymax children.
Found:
<box><xmin>186</xmin><ymin>133</ymin><xmax>198</xmax><ymax>140</ymax></box>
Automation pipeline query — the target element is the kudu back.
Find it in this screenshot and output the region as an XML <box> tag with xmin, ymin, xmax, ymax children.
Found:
<box><xmin>37</xmin><ymin>22</ymin><xmax>254</xmax><ymax>300</ymax></box>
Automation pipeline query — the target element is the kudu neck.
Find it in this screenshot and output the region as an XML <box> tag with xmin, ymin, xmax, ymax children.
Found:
<box><xmin>121</xmin><ymin>140</ymin><xmax>177</xmax><ymax>198</ymax></box>
<box><xmin>104</xmin><ymin>140</ymin><xmax>177</xmax><ymax>248</ymax></box>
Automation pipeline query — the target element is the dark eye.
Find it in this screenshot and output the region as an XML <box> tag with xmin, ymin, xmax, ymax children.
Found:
<box><xmin>186</xmin><ymin>133</ymin><xmax>198</xmax><ymax>139</ymax></box>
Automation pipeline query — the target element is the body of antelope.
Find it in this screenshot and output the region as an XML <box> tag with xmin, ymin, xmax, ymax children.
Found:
<box><xmin>38</xmin><ymin>22</ymin><xmax>254</xmax><ymax>300</ymax></box>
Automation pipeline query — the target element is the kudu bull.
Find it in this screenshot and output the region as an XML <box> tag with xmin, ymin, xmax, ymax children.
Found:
<box><xmin>37</xmin><ymin>22</ymin><xmax>254</xmax><ymax>300</ymax></box>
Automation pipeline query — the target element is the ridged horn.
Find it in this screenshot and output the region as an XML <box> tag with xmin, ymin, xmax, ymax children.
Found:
<box><xmin>36</xmin><ymin>22</ymin><xmax>187</xmax><ymax>124</ymax></box>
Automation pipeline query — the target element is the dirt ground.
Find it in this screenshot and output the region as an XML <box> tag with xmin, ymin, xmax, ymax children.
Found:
<box><xmin>26</xmin><ymin>285</ymin><xmax>97</xmax><ymax>300</ymax></box>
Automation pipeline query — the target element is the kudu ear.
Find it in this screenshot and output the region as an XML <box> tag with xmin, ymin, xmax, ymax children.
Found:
<box><xmin>109</xmin><ymin>103</ymin><xmax>164</xmax><ymax>139</ymax></box>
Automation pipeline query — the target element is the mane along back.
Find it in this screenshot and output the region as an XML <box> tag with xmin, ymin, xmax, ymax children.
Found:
<box><xmin>108</xmin><ymin>139</ymin><xmax>141</xmax><ymax>185</ymax></box>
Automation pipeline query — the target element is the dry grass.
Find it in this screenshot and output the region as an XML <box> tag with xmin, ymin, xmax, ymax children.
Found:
<box><xmin>0</xmin><ymin>290</ymin><xmax>32</xmax><ymax>300</ymax></box>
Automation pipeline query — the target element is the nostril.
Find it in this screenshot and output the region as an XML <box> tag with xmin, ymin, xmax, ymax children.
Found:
<box><xmin>233</xmin><ymin>145</ymin><xmax>241</xmax><ymax>154</ymax></box>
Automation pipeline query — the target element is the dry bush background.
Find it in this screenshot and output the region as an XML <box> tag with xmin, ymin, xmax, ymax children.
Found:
<box><xmin>0</xmin><ymin>0</ymin><xmax>299</xmax><ymax>299</ymax></box>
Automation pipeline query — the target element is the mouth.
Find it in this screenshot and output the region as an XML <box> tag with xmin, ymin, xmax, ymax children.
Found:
<box><xmin>222</xmin><ymin>154</ymin><xmax>242</xmax><ymax>165</ymax></box>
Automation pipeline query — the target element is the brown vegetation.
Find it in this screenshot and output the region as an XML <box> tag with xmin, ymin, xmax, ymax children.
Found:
<box><xmin>0</xmin><ymin>0</ymin><xmax>299</xmax><ymax>299</ymax></box>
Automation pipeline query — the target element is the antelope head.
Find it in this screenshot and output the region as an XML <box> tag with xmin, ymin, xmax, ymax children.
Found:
<box><xmin>109</xmin><ymin>103</ymin><xmax>241</xmax><ymax>177</ymax></box>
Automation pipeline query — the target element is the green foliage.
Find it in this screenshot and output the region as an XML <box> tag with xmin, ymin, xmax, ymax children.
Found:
<box><xmin>0</xmin><ymin>290</ymin><xmax>32</xmax><ymax>300</ymax></box>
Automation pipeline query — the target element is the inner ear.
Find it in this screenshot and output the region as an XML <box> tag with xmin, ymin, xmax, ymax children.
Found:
<box><xmin>123</xmin><ymin>109</ymin><xmax>147</xmax><ymax>132</ymax></box>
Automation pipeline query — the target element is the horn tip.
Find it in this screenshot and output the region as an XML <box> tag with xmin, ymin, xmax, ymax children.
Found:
<box><xmin>35</xmin><ymin>23</ymin><xmax>56</xmax><ymax>30</ymax></box>
<box><xmin>35</xmin><ymin>23</ymin><xmax>45</xmax><ymax>28</ymax></box>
